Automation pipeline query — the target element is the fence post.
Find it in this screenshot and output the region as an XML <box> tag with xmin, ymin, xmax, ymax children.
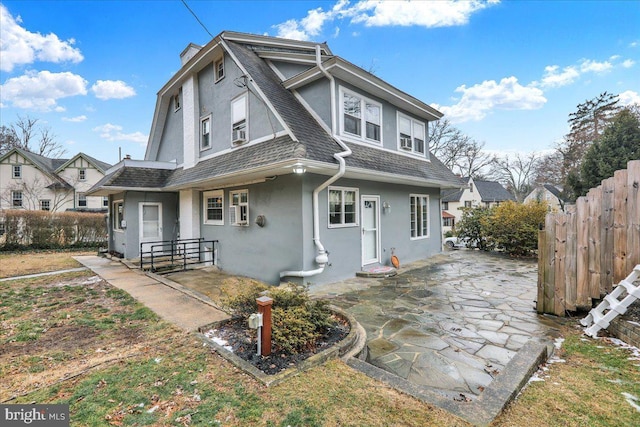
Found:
<box><xmin>627</xmin><ymin>160</ymin><xmax>640</xmax><ymax>273</ymax></box>
<box><xmin>256</xmin><ymin>296</ymin><xmax>273</xmax><ymax>357</ymax></box>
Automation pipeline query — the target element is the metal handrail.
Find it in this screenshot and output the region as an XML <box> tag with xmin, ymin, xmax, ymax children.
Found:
<box><xmin>140</xmin><ymin>238</ymin><xmax>218</xmax><ymax>273</ymax></box>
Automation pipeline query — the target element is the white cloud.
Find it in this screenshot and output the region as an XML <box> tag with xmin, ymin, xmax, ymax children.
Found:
<box><xmin>62</xmin><ymin>115</ymin><xmax>87</xmax><ymax>122</ymax></box>
<box><xmin>0</xmin><ymin>4</ymin><xmax>83</xmax><ymax>72</ymax></box>
<box><xmin>93</xmin><ymin>123</ymin><xmax>147</xmax><ymax>145</ymax></box>
<box><xmin>0</xmin><ymin>70</ymin><xmax>87</xmax><ymax>111</ymax></box>
<box><xmin>579</xmin><ymin>59</ymin><xmax>612</xmax><ymax>74</ymax></box>
<box><xmin>622</xmin><ymin>59</ymin><xmax>635</xmax><ymax>68</ymax></box>
<box><xmin>272</xmin><ymin>0</ymin><xmax>497</xmax><ymax>40</ymax></box>
<box><xmin>350</xmin><ymin>0</ymin><xmax>498</xmax><ymax>28</ymax></box>
<box><xmin>436</xmin><ymin>76</ymin><xmax>546</xmax><ymax>123</ymax></box>
<box><xmin>91</xmin><ymin>80</ymin><xmax>136</xmax><ymax>100</ymax></box>
<box><xmin>619</xmin><ymin>90</ymin><xmax>640</xmax><ymax>106</ymax></box>
<box><xmin>536</xmin><ymin>65</ymin><xmax>580</xmax><ymax>88</ymax></box>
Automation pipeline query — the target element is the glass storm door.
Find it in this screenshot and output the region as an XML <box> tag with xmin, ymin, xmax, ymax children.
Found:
<box><xmin>361</xmin><ymin>195</ymin><xmax>380</xmax><ymax>265</ymax></box>
<box><xmin>139</xmin><ymin>202</ymin><xmax>162</xmax><ymax>253</ymax></box>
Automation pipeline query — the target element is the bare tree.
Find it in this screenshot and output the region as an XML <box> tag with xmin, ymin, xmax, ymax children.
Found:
<box><xmin>533</xmin><ymin>151</ymin><xmax>565</xmax><ymax>187</ymax></box>
<box><xmin>488</xmin><ymin>152</ymin><xmax>540</xmax><ymax>202</ymax></box>
<box><xmin>429</xmin><ymin>119</ymin><xmax>491</xmax><ymax>177</ymax></box>
<box><xmin>0</xmin><ymin>115</ymin><xmax>67</xmax><ymax>157</ymax></box>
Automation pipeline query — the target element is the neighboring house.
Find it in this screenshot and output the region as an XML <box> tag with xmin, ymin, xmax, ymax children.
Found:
<box><xmin>524</xmin><ymin>184</ymin><xmax>566</xmax><ymax>212</ymax></box>
<box><xmin>0</xmin><ymin>147</ymin><xmax>111</xmax><ymax>212</ymax></box>
<box><xmin>441</xmin><ymin>177</ymin><xmax>515</xmax><ymax>234</ymax></box>
<box><xmin>87</xmin><ymin>31</ymin><xmax>461</xmax><ymax>286</ymax></box>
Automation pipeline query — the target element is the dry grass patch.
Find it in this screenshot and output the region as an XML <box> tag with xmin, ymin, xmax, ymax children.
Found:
<box><xmin>0</xmin><ymin>250</ymin><xmax>94</xmax><ymax>278</ymax></box>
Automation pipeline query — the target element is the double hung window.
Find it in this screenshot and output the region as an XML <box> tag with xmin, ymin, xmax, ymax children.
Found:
<box><xmin>410</xmin><ymin>194</ymin><xmax>429</xmax><ymax>239</ymax></box>
<box><xmin>231</xmin><ymin>95</ymin><xmax>247</xmax><ymax>144</ymax></box>
<box><xmin>113</xmin><ymin>201</ymin><xmax>124</xmax><ymax>231</ymax></box>
<box><xmin>203</xmin><ymin>190</ymin><xmax>224</xmax><ymax>225</ymax></box>
<box><xmin>340</xmin><ymin>88</ymin><xmax>382</xmax><ymax>144</ymax></box>
<box><xmin>12</xmin><ymin>191</ymin><xmax>23</xmax><ymax>207</ymax></box>
<box><xmin>215</xmin><ymin>57</ymin><xmax>225</xmax><ymax>82</ymax></box>
<box><xmin>78</xmin><ymin>193</ymin><xmax>87</xmax><ymax>207</ymax></box>
<box><xmin>201</xmin><ymin>116</ymin><xmax>211</xmax><ymax>150</ymax></box>
<box><xmin>79</xmin><ymin>168</ymin><xmax>86</xmax><ymax>181</ymax></box>
<box><xmin>328</xmin><ymin>186</ymin><xmax>358</xmax><ymax>227</ymax></box>
<box><xmin>398</xmin><ymin>114</ymin><xmax>426</xmax><ymax>156</ymax></box>
<box><xmin>12</xmin><ymin>165</ymin><xmax>21</xmax><ymax>179</ymax></box>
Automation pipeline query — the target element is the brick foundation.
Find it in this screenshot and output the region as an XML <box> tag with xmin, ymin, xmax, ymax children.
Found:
<box><xmin>609</xmin><ymin>317</ymin><xmax>640</xmax><ymax>348</ymax></box>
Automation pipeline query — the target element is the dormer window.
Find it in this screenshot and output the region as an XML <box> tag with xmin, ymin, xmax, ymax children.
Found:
<box><xmin>397</xmin><ymin>113</ymin><xmax>426</xmax><ymax>156</ymax></box>
<box><xmin>340</xmin><ymin>87</ymin><xmax>382</xmax><ymax>144</ymax></box>
<box><xmin>215</xmin><ymin>57</ymin><xmax>225</xmax><ymax>82</ymax></box>
<box><xmin>231</xmin><ymin>95</ymin><xmax>247</xmax><ymax>145</ymax></box>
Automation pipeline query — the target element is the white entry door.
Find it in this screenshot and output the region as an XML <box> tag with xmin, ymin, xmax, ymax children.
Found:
<box><xmin>139</xmin><ymin>202</ymin><xmax>163</xmax><ymax>253</ymax></box>
<box><xmin>361</xmin><ymin>195</ymin><xmax>380</xmax><ymax>266</ymax></box>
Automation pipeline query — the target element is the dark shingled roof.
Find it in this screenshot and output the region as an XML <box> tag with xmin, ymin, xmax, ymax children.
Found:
<box><xmin>474</xmin><ymin>180</ymin><xmax>515</xmax><ymax>202</ymax></box>
<box><xmin>441</xmin><ymin>188</ymin><xmax>464</xmax><ymax>202</ymax></box>
<box><xmin>90</xmin><ymin>33</ymin><xmax>461</xmax><ymax>193</ymax></box>
<box><xmin>543</xmin><ymin>184</ymin><xmax>563</xmax><ymax>199</ymax></box>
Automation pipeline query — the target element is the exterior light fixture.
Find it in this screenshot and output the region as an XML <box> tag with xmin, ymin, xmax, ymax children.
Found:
<box><xmin>383</xmin><ymin>201</ymin><xmax>391</xmax><ymax>213</ymax></box>
<box><xmin>292</xmin><ymin>163</ymin><xmax>306</xmax><ymax>174</ymax></box>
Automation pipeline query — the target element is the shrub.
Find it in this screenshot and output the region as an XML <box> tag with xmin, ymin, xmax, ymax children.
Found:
<box><xmin>456</xmin><ymin>206</ymin><xmax>495</xmax><ymax>251</ymax></box>
<box><xmin>484</xmin><ymin>200</ymin><xmax>547</xmax><ymax>256</ymax></box>
<box><xmin>0</xmin><ymin>210</ymin><xmax>107</xmax><ymax>251</ymax></box>
<box><xmin>222</xmin><ymin>283</ymin><xmax>336</xmax><ymax>354</ymax></box>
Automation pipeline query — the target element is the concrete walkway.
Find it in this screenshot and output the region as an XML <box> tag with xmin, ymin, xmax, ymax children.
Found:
<box><xmin>74</xmin><ymin>256</ymin><xmax>228</xmax><ymax>331</ymax></box>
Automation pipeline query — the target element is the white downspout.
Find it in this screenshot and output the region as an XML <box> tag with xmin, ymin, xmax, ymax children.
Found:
<box><xmin>280</xmin><ymin>45</ymin><xmax>352</xmax><ymax>280</ymax></box>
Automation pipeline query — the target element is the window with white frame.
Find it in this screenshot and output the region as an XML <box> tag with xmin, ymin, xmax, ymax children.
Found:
<box><xmin>443</xmin><ymin>217</ymin><xmax>454</xmax><ymax>227</ymax></box>
<box><xmin>40</xmin><ymin>199</ymin><xmax>50</xmax><ymax>211</ymax></box>
<box><xmin>442</xmin><ymin>201</ymin><xmax>449</xmax><ymax>210</ymax></box>
<box><xmin>12</xmin><ymin>165</ymin><xmax>21</xmax><ymax>179</ymax></box>
<box><xmin>231</xmin><ymin>95</ymin><xmax>247</xmax><ymax>144</ymax></box>
<box><xmin>328</xmin><ymin>186</ymin><xmax>358</xmax><ymax>227</ymax></box>
<box><xmin>203</xmin><ymin>190</ymin><xmax>224</xmax><ymax>225</ymax></box>
<box><xmin>200</xmin><ymin>115</ymin><xmax>211</xmax><ymax>150</ymax></box>
<box><xmin>229</xmin><ymin>189</ymin><xmax>248</xmax><ymax>225</ymax></box>
<box><xmin>410</xmin><ymin>194</ymin><xmax>429</xmax><ymax>239</ymax></box>
<box><xmin>78</xmin><ymin>193</ymin><xmax>87</xmax><ymax>207</ymax></box>
<box><xmin>173</xmin><ymin>89</ymin><xmax>181</xmax><ymax>111</ymax></box>
<box><xmin>113</xmin><ymin>200</ymin><xmax>124</xmax><ymax>230</ymax></box>
<box><xmin>397</xmin><ymin>113</ymin><xmax>426</xmax><ymax>155</ymax></box>
<box><xmin>12</xmin><ymin>190</ymin><xmax>23</xmax><ymax>207</ymax></box>
<box><xmin>214</xmin><ymin>57</ymin><xmax>225</xmax><ymax>82</ymax></box>
<box><xmin>103</xmin><ymin>196</ymin><xmax>109</xmax><ymax>207</ymax></box>
<box><xmin>464</xmin><ymin>201</ymin><xmax>472</xmax><ymax>208</ymax></box>
<box><xmin>340</xmin><ymin>88</ymin><xmax>382</xmax><ymax>144</ymax></box>
<box><xmin>79</xmin><ymin>168</ymin><xmax>86</xmax><ymax>181</ymax></box>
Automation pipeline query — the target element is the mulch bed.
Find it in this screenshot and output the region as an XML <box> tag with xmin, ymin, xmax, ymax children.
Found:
<box><xmin>205</xmin><ymin>317</ymin><xmax>350</xmax><ymax>375</ymax></box>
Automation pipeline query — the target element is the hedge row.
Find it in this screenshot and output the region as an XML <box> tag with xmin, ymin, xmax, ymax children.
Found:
<box><xmin>0</xmin><ymin>209</ymin><xmax>107</xmax><ymax>251</ymax></box>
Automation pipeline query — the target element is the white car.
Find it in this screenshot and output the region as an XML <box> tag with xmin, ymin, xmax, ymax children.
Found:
<box><xmin>444</xmin><ymin>236</ymin><xmax>473</xmax><ymax>249</ymax></box>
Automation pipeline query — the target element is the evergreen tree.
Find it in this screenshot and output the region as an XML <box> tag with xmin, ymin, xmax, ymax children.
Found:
<box><xmin>577</xmin><ymin>108</ymin><xmax>640</xmax><ymax>194</ymax></box>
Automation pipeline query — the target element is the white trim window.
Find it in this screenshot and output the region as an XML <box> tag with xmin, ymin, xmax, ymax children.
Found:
<box><xmin>40</xmin><ymin>199</ymin><xmax>50</xmax><ymax>211</ymax></box>
<box><xmin>200</xmin><ymin>115</ymin><xmax>211</xmax><ymax>150</ymax></box>
<box><xmin>397</xmin><ymin>113</ymin><xmax>426</xmax><ymax>156</ymax></box>
<box><xmin>12</xmin><ymin>165</ymin><xmax>21</xmax><ymax>179</ymax></box>
<box><xmin>78</xmin><ymin>193</ymin><xmax>87</xmax><ymax>207</ymax></box>
<box><xmin>328</xmin><ymin>186</ymin><xmax>359</xmax><ymax>227</ymax></box>
<box><xmin>231</xmin><ymin>95</ymin><xmax>247</xmax><ymax>145</ymax></box>
<box><xmin>203</xmin><ymin>190</ymin><xmax>224</xmax><ymax>225</ymax></box>
<box><xmin>215</xmin><ymin>57</ymin><xmax>225</xmax><ymax>82</ymax></box>
<box><xmin>102</xmin><ymin>196</ymin><xmax>109</xmax><ymax>208</ymax></box>
<box><xmin>79</xmin><ymin>168</ymin><xmax>86</xmax><ymax>181</ymax></box>
<box><xmin>173</xmin><ymin>89</ymin><xmax>181</xmax><ymax>111</ymax></box>
<box><xmin>113</xmin><ymin>200</ymin><xmax>124</xmax><ymax>231</ymax></box>
<box><xmin>229</xmin><ymin>189</ymin><xmax>248</xmax><ymax>226</ymax></box>
<box><xmin>12</xmin><ymin>190</ymin><xmax>23</xmax><ymax>207</ymax></box>
<box><xmin>410</xmin><ymin>194</ymin><xmax>429</xmax><ymax>239</ymax></box>
<box><xmin>340</xmin><ymin>87</ymin><xmax>382</xmax><ymax>144</ymax></box>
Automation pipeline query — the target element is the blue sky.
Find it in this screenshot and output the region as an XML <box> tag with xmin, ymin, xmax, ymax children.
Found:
<box><xmin>1</xmin><ymin>0</ymin><xmax>638</xmax><ymax>165</ymax></box>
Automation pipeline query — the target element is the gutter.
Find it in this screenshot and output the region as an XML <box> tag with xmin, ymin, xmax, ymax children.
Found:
<box><xmin>280</xmin><ymin>46</ymin><xmax>352</xmax><ymax>280</ymax></box>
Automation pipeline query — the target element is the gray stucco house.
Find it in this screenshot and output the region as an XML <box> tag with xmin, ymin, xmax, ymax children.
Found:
<box><xmin>88</xmin><ymin>31</ymin><xmax>461</xmax><ymax>285</ymax></box>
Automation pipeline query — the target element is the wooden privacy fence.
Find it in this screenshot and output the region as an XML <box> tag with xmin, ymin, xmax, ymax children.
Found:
<box><xmin>538</xmin><ymin>159</ymin><xmax>640</xmax><ymax>316</ymax></box>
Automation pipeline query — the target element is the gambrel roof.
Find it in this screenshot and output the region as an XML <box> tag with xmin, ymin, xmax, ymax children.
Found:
<box><xmin>90</xmin><ymin>31</ymin><xmax>461</xmax><ymax>196</ymax></box>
